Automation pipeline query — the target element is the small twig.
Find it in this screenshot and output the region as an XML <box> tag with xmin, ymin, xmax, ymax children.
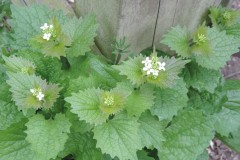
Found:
<box><xmin>224</xmin><ymin>71</ymin><xmax>240</xmax><ymax>79</ymax></box>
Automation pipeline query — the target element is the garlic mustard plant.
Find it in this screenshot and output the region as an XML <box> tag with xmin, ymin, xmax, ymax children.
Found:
<box><xmin>1</xmin><ymin>4</ymin><xmax>240</xmax><ymax>160</ymax></box>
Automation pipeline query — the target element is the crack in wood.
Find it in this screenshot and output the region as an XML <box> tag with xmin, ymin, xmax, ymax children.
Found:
<box><xmin>152</xmin><ymin>0</ymin><xmax>161</xmax><ymax>48</ymax></box>
<box><xmin>22</xmin><ymin>0</ymin><xmax>28</xmax><ymax>6</ymax></box>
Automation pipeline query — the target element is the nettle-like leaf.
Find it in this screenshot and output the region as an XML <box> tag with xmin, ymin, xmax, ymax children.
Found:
<box><xmin>138</xmin><ymin>111</ymin><xmax>165</xmax><ymax>150</ymax></box>
<box><xmin>0</xmin><ymin>119</ymin><xmax>37</xmax><ymax>160</ymax></box>
<box><xmin>151</xmin><ymin>78</ymin><xmax>188</xmax><ymax>120</ymax></box>
<box><xmin>223</xmin><ymin>79</ymin><xmax>240</xmax><ymax>107</ymax></box>
<box><xmin>6</xmin><ymin>72</ymin><xmax>61</xmax><ymax>114</ymax></box>
<box><xmin>221</xmin><ymin>127</ymin><xmax>240</xmax><ymax>153</ymax></box>
<box><xmin>17</xmin><ymin>50</ymin><xmax>63</xmax><ymax>83</ymax></box>
<box><xmin>2</xmin><ymin>55</ymin><xmax>35</xmax><ymax>75</ymax></box>
<box><xmin>209</xmin><ymin>7</ymin><xmax>240</xmax><ymax>30</ymax></box>
<box><xmin>93</xmin><ymin>113</ymin><xmax>142</xmax><ymax>160</ymax></box>
<box><xmin>212</xmin><ymin>80</ymin><xmax>240</xmax><ymax>136</ymax></box>
<box><xmin>65</xmin><ymin>14</ymin><xmax>98</xmax><ymax>57</ymax></box>
<box><xmin>65</xmin><ymin>54</ymin><xmax>121</xmax><ymax>88</ymax></box>
<box><xmin>225</xmin><ymin>23</ymin><xmax>240</xmax><ymax>39</ymax></box>
<box><xmin>158</xmin><ymin>109</ymin><xmax>214</xmax><ymax>160</ymax></box>
<box><xmin>0</xmin><ymin>76</ymin><xmax>24</xmax><ymax>130</ymax></box>
<box><xmin>9</xmin><ymin>4</ymin><xmax>66</xmax><ymax>50</ymax></box>
<box><xmin>65</xmin><ymin>85</ymin><xmax>131</xmax><ymax>125</ymax></box>
<box><xmin>65</xmin><ymin>88</ymin><xmax>108</xmax><ymax>125</ymax></box>
<box><xmin>25</xmin><ymin>114</ymin><xmax>71</xmax><ymax>160</ymax></box>
<box><xmin>59</xmin><ymin>132</ymin><xmax>103</xmax><ymax>160</ymax></box>
<box><xmin>188</xmin><ymin>88</ymin><xmax>227</xmax><ymax>115</ymax></box>
<box><xmin>194</xmin><ymin>27</ymin><xmax>240</xmax><ymax>70</ymax></box>
<box><xmin>115</xmin><ymin>54</ymin><xmax>189</xmax><ymax>88</ymax></box>
<box><xmin>213</xmin><ymin>106</ymin><xmax>240</xmax><ymax>137</ymax></box>
<box><xmin>183</xmin><ymin>61</ymin><xmax>222</xmax><ymax>93</ymax></box>
<box><xmin>125</xmin><ymin>84</ymin><xmax>155</xmax><ymax>117</ymax></box>
<box><xmin>137</xmin><ymin>150</ymin><xmax>155</xmax><ymax>160</ymax></box>
<box><xmin>66</xmin><ymin>110</ymin><xmax>93</xmax><ymax>134</ymax></box>
<box><xmin>161</xmin><ymin>26</ymin><xmax>191</xmax><ymax>58</ymax></box>
<box><xmin>0</xmin><ymin>100</ymin><xmax>24</xmax><ymax>130</ymax></box>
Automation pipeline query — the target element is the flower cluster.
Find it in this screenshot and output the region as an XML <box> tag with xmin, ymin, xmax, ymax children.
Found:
<box><xmin>104</xmin><ymin>95</ymin><xmax>114</xmax><ymax>106</ymax></box>
<box><xmin>40</xmin><ymin>23</ymin><xmax>54</xmax><ymax>41</ymax></box>
<box><xmin>196</xmin><ymin>33</ymin><xmax>207</xmax><ymax>45</ymax></box>
<box><xmin>30</xmin><ymin>88</ymin><xmax>45</xmax><ymax>101</ymax></box>
<box><xmin>142</xmin><ymin>56</ymin><xmax>166</xmax><ymax>78</ymax></box>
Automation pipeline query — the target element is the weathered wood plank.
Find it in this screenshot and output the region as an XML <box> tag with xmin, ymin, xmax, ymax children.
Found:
<box><xmin>154</xmin><ymin>0</ymin><xmax>221</xmax><ymax>50</ymax></box>
<box><xmin>11</xmin><ymin>0</ymin><xmax>75</xmax><ymax>16</ymax></box>
<box><xmin>75</xmin><ymin>0</ymin><xmax>159</xmax><ymax>57</ymax></box>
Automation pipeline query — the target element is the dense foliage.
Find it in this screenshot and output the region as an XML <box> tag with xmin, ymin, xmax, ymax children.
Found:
<box><xmin>0</xmin><ymin>2</ymin><xmax>240</xmax><ymax>160</ymax></box>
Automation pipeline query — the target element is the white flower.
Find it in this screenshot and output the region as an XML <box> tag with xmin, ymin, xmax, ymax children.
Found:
<box><xmin>152</xmin><ymin>69</ymin><xmax>159</xmax><ymax>76</ymax></box>
<box><xmin>158</xmin><ymin>62</ymin><xmax>166</xmax><ymax>71</ymax></box>
<box><xmin>40</xmin><ymin>23</ymin><xmax>54</xmax><ymax>41</ymax></box>
<box><xmin>40</xmin><ymin>23</ymin><xmax>49</xmax><ymax>30</ymax></box>
<box><xmin>43</xmin><ymin>33</ymin><xmax>51</xmax><ymax>41</ymax></box>
<box><xmin>36</xmin><ymin>92</ymin><xmax>45</xmax><ymax>101</ymax></box>
<box><xmin>49</xmin><ymin>24</ymin><xmax>53</xmax><ymax>29</ymax></box>
<box><xmin>142</xmin><ymin>56</ymin><xmax>166</xmax><ymax>78</ymax></box>
<box><xmin>30</xmin><ymin>88</ymin><xmax>45</xmax><ymax>101</ymax></box>
<box><xmin>30</xmin><ymin>89</ymin><xmax>35</xmax><ymax>94</ymax></box>
<box><xmin>141</xmin><ymin>57</ymin><xmax>151</xmax><ymax>64</ymax></box>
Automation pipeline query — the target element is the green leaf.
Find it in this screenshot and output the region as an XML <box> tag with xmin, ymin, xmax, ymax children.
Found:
<box><xmin>93</xmin><ymin>113</ymin><xmax>142</xmax><ymax>160</ymax></box>
<box><xmin>2</xmin><ymin>55</ymin><xmax>35</xmax><ymax>75</ymax></box>
<box><xmin>187</xmin><ymin>89</ymin><xmax>227</xmax><ymax>115</ymax></box>
<box><xmin>183</xmin><ymin>61</ymin><xmax>222</xmax><ymax>93</ymax></box>
<box><xmin>66</xmin><ymin>75</ymin><xmax>99</xmax><ymax>96</ymax></box>
<box><xmin>66</xmin><ymin>84</ymin><xmax>130</xmax><ymax>125</ymax></box>
<box><xmin>17</xmin><ymin>50</ymin><xmax>63</xmax><ymax>83</ymax></box>
<box><xmin>151</xmin><ymin>78</ymin><xmax>188</xmax><ymax>120</ymax></box>
<box><xmin>0</xmin><ymin>100</ymin><xmax>24</xmax><ymax>130</ymax></box>
<box><xmin>196</xmin><ymin>150</ymin><xmax>209</xmax><ymax>160</ymax></box>
<box><xmin>59</xmin><ymin>132</ymin><xmax>103</xmax><ymax>160</ymax></box>
<box><xmin>221</xmin><ymin>127</ymin><xmax>240</xmax><ymax>153</ymax></box>
<box><xmin>138</xmin><ymin>111</ymin><xmax>165</xmax><ymax>150</ymax></box>
<box><xmin>66</xmin><ymin>14</ymin><xmax>98</xmax><ymax>57</ymax></box>
<box><xmin>125</xmin><ymin>84</ymin><xmax>155</xmax><ymax>117</ymax></box>
<box><xmin>161</xmin><ymin>26</ymin><xmax>191</xmax><ymax>58</ymax></box>
<box><xmin>137</xmin><ymin>150</ymin><xmax>154</xmax><ymax>160</ymax></box>
<box><xmin>6</xmin><ymin>72</ymin><xmax>61</xmax><ymax>114</ymax></box>
<box><xmin>116</xmin><ymin>55</ymin><xmax>189</xmax><ymax>88</ymax></box>
<box><xmin>9</xmin><ymin>4</ymin><xmax>66</xmax><ymax>50</ymax></box>
<box><xmin>194</xmin><ymin>27</ymin><xmax>240</xmax><ymax>70</ymax></box>
<box><xmin>114</xmin><ymin>55</ymin><xmax>145</xmax><ymax>86</ymax></box>
<box><xmin>0</xmin><ymin>74</ymin><xmax>24</xmax><ymax>130</ymax></box>
<box><xmin>25</xmin><ymin>114</ymin><xmax>71</xmax><ymax>160</ymax></box>
<box><xmin>209</xmin><ymin>7</ymin><xmax>240</xmax><ymax>30</ymax></box>
<box><xmin>65</xmin><ymin>88</ymin><xmax>108</xmax><ymax>125</ymax></box>
<box><xmin>66</xmin><ymin>110</ymin><xmax>93</xmax><ymax>133</ymax></box>
<box><xmin>225</xmin><ymin>23</ymin><xmax>240</xmax><ymax>39</ymax></box>
<box><xmin>213</xmin><ymin>106</ymin><xmax>240</xmax><ymax>137</ymax></box>
<box><xmin>0</xmin><ymin>119</ymin><xmax>36</xmax><ymax>160</ymax></box>
<box><xmin>158</xmin><ymin>109</ymin><xmax>214</xmax><ymax>160</ymax></box>
<box><xmin>65</xmin><ymin>54</ymin><xmax>121</xmax><ymax>88</ymax></box>
<box><xmin>223</xmin><ymin>80</ymin><xmax>240</xmax><ymax>107</ymax></box>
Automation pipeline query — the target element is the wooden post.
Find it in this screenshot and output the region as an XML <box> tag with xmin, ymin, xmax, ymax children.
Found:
<box><xmin>75</xmin><ymin>0</ymin><xmax>231</xmax><ymax>56</ymax></box>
